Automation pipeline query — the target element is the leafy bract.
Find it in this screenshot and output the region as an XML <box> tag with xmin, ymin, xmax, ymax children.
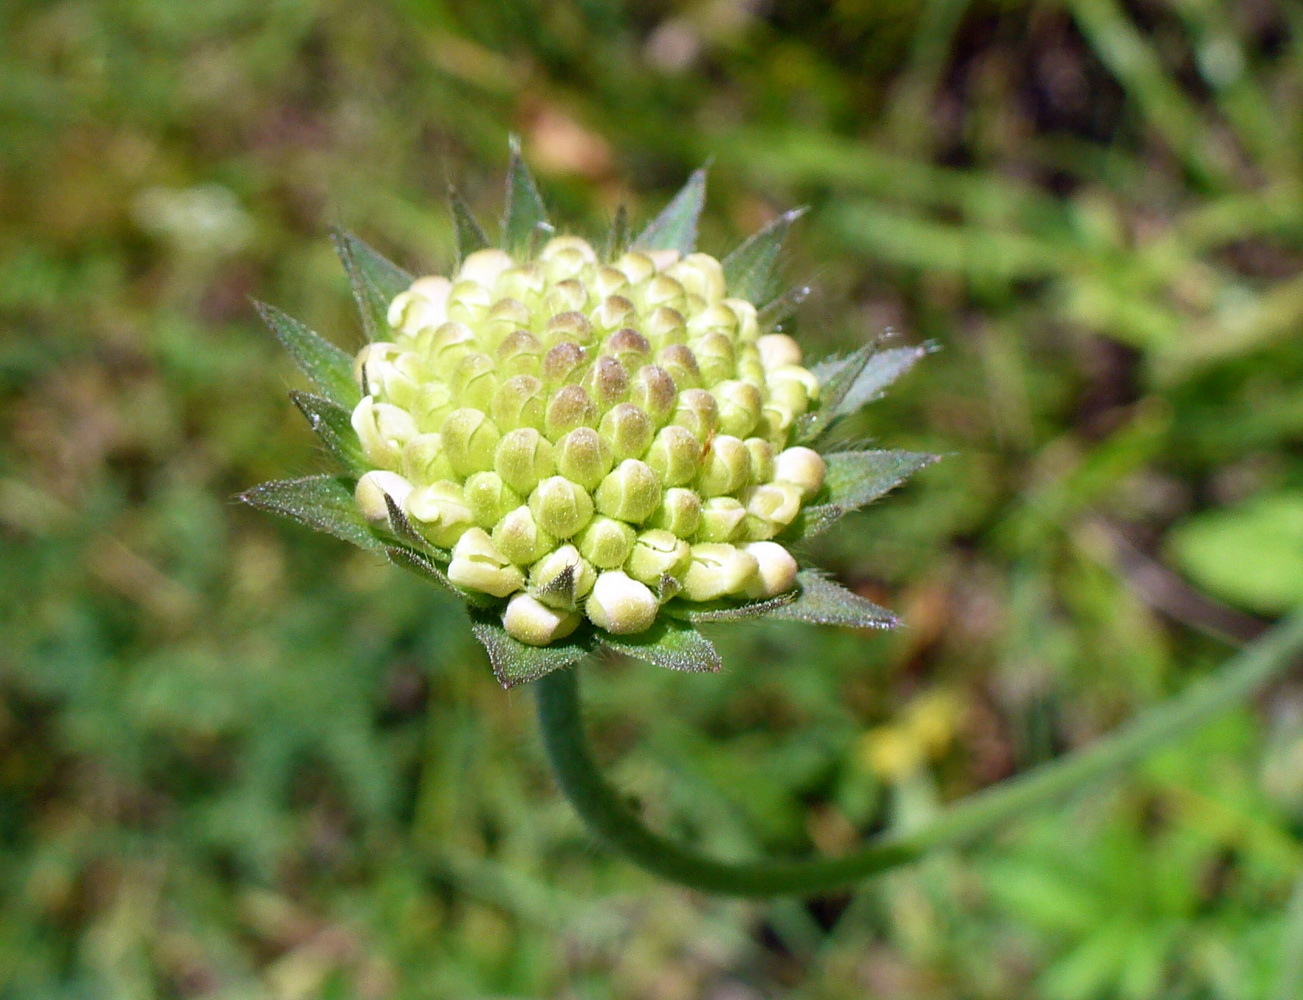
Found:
<box><xmin>722</xmin><ymin>207</ymin><xmax>806</xmax><ymax>304</ymax></box>
<box><xmin>239</xmin><ymin>475</ymin><xmax>384</xmax><ymax>554</ymax></box>
<box><xmin>290</xmin><ymin>391</ymin><xmax>366</xmax><ymax>475</ymax></box>
<box><xmin>470</xmin><ymin>609</ymin><xmax>590</xmax><ymax>688</ymax></box>
<box><xmin>330</xmin><ymin>230</ymin><xmax>412</xmax><ymax>341</ymax></box>
<box><xmin>598</xmin><ymin>617</ymin><xmax>721</xmax><ymax>672</ymax></box>
<box><xmin>634</xmin><ymin>168</ymin><xmax>706</xmax><ymax>255</ymax></box>
<box><xmin>810</xmin><ymin>342</ymin><xmax>933</xmax><ymax>419</ymax></box>
<box><xmin>795</xmin><ymin>450</ymin><xmax>938</xmax><ymax>537</ymax></box>
<box><xmin>254</xmin><ymin>301</ymin><xmax>359</xmax><ymax>408</ymax></box>
<box><xmin>763</xmin><ymin>571</ymin><xmax>898</xmax><ymax>629</ymax></box>
<box><xmin>502</xmin><ymin>135</ymin><xmax>550</xmax><ymax>251</ymax></box>
<box><xmin>448</xmin><ymin>186</ymin><xmax>490</xmax><ymax>261</ymax></box>
<box><xmin>662</xmin><ymin>590</ymin><xmax>799</xmax><ymax>623</ymax></box>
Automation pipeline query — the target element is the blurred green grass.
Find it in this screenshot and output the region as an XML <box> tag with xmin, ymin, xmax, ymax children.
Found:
<box><xmin>3</xmin><ymin>0</ymin><xmax>1303</xmax><ymax>997</ymax></box>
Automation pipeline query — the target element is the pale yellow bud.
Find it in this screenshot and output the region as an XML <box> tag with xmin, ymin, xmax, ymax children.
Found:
<box><xmin>773</xmin><ymin>446</ymin><xmax>826</xmax><ymax>499</ymax></box>
<box><xmin>457</xmin><ymin>248</ymin><xmax>514</xmax><ymax>287</ymax></box>
<box><xmin>585</xmin><ymin>570</ymin><xmax>658</xmax><ymax>634</ymax></box>
<box><xmin>405</xmin><ymin>480</ymin><xmax>475</xmax><ymax>547</ymax></box>
<box><xmin>354</xmin><ymin>471</ymin><xmax>414</xmax><ymax>525</ymax></box>
<box><xmin>681</xmin><ymin>543</ymin><xmax>760</xmax><ymax>601</ymax></box>
<box><xmin>351</xmin><ymin>396</ymin><xmax>417</xmax><ymax>468</ymax></box>
<box><xmin>742</xmin><ymin>541</ymin><xmax>798</xmax><ymax>598</ymax></box>
<box><xmin>756</xmin><ymin>333</ymin><xmax>803</xmax><ymax>369</ymax></box>
<box><xmin>502</xmin><ymin>593</ymin><xmax>581</xmax><ymax>646</ymax></box>
<box><xmin>447</xmin><ymin>527</ymin><xmax>524</xmax><ymax>597</ymax></box>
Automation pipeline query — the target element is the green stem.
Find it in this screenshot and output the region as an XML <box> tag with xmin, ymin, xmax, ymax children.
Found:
<box><xmin>536</xmin><ymin>610</ymin><xmax>1303</xmax><ymax>897</ymax></box>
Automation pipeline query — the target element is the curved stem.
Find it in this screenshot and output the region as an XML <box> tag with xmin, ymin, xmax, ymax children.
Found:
<box><xmin>536</xmin><ymin>610</ymin><xmax>1303</xmax><ymax>897</ymax></box>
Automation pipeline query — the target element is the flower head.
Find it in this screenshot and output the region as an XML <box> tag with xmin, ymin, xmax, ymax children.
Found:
<box><xmin>244</xmin><ymin>141</ymin><xmax>937</xmax><ymax>686</ymax></box>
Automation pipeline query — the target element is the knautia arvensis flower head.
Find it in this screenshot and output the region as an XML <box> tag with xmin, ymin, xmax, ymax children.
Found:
<box><xmin>244</xmin><ymin>141</ymin><xmax>938</xmax><ymax>686</ymax></box>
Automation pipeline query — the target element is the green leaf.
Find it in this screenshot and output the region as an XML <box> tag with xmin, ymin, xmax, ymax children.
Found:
<box><xmin>448</xmin><ymin>185</ymin><xmax>489</xmax><ymax>261</ymax></box>
<box><xmin>662</xmin><ymin>590</ymin><xmax>798</xmax><ymax>623</ymax></box>
<box><xmin>239</xmin><ymin>475</ymin><xmax>385</xmax><ymax>554</ymax></box>
<box><xmin>597</xmin><ymin>617</ymin><xmax>721</xmax><ymax>672</ymax></box>
<box><xmin>330</xmin><ymin>229</ymin><xmax>413</xmax><ymax>341</ymax></box>
<box><xmin>757</xmin><ymin>283</ymin><xmax>810</xmax><ymax>329</ymax></box>
<box><xmin>796</xmin><ymin>341</ymin><xmax>878</xmax><ymax>442</ymax></box>
<box><xmin>810</xmin><ymin>342</ymin><xmax>935</xmax><ymax>418</ymax></box>
<box><xmin>502</xmin><ymin>135</ymin><xmax>550</xmax><ymax>251</ymax></box>
<box><xmin>602</xmin><ymin>204</ymin><xmax>630</xmax><ymax>261</ymax></box>
<box><xmin>763</xmin><ymin>571</ymin><xmax>898</xmax><ymax>629</ymax></box>
<box><xmin>794</xmin><ymin>450</ymin><xmax>938</xmax><ymax>536</ymax></box>
<box><xmin>290</xmin><ymin>391</ymin><xmax>366</xmax><ymax>474</ymax></box>
<box><xmin>634</xmin><ymin>167</ymin><xmax>706</xmax><ymax>255</ymax></box>
<box><xmin>385</xmin><ymin>545</ymin><xmax>450</xmax><ymax>588</ymax></box>
<box><xmin>469</xmin><ymin>608</ymin><xmax>590</xmax><ymax>688</ymax></box>
<box><xmin>722</xmin><ymin>207</ymin><xmax>806</xmax><ymax>303</ymax></box>
<box><xmin>253</xmin><ymin>301</ymin><xmax>359</xmax><ymax>408</ymax></box>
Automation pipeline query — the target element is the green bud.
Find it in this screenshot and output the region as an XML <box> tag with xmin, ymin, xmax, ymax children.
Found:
<box><xmin>356</xmin><ymin>343</ymin><xmax>422</xmax><ymax>407</ymax></box>
<box><xmin>491</xmin><ymin>374</ymin><xmax>547</xmax><ymax>431</ymax></box>
<box><xmin>680</xmin><ymin>543</ymin><xmax>759</xmax><ymax>601</ymax></box>
<box><xmin>492</xmin><ymin>504</ymin><xmax>556</xmax><ymax>565</ymax></box>
<box><xmin>541</xmin><ymin>342</ymin><xmax>589</xmax><ymax>388</ymax></box>
<box><xmin>405</xmin><ymin>480</ymin><xmax>475</xmax><ymax>547</ymax></box>
<box><xmin>629</xmin><ymin>365</ymin><xmax>677</xmax><ymax>425</ymax></box>
<box><xmin>599</xmin><ymin>403</ymin><xmax>655</xmax><ymax>460</ymax></box>
<box><xmin>758</xmin><ymin>400</ymin><xmax>796</xmax><ymax>446</ymax></box>
<box><xmin>743</xmin><ymin>437</ymin><xmax>775</xmax><ymax>485</ymax></box>
<box><xmin>696</xmin><ymin>435</ymin><xmax>749</xmax><ymax>497</ymax></box>
<box><xmin>555</xmin><ymin>427</ymin><xmax>614</xmax><ymax>491</ymax></box>
<box><xmin>502</xmin><ymin>592</ymin><xmax>581</xmax><ymax>646</ymax></box>
<box><xmin>648</xmin><ymin>487</ymin><xmax>702</xmax><ymax>537</ymax></box>
<box><xmin>592</xmin><ymin>294</ymin><xmax>636</xmax><ymax>332</ymax></box>
<box><xmin>726</xmin><ymin>298</ymin><xmax>759</xmax><ymax>341</ymax></box>
<box><xmin>645</xmin><ymin>425</ymin><xmax>703</xmax><ymax>486</ymax></box>
<box><xmin>657</xmin><ymin>344</ymin><xmax>701</xmax><ymax>390</ymax></box>
<box><xmin>354</xmin><ymin>470</ymin><xmax>414</xmax><ymax>526</ymax></box>
<box><xmin>712</xmin><ymin>380</ymin><xmax>764</xmax><ymax>438</ymax></box>
<box><xmin>670</xmin><ymin>388</ymin><xmax>719</xmax><ymax>441</ymax></box>
<box><xmin>639</xmin><ymin>273</ymin><xmax>686</xmax><ymax>312</ymax></box>
<box><xmin>543</xmin><ymin>310</ymin><xmax>594</xmax><ymax>347</ymax></box>
<box><xmin>446</xmin><ymin>278</ymin><xmax>494</xmax><ymax>324</ymax></box>
<box><xmin>496</xmin><ymin>263</ymin><xmax>545</xmax><ymax>301</ymax></box>
<box><xmin>482</xmin><ymin>297</ymin><xmax>531</xmax><ymax>345</ymax></box>
<box><xmin>529</xmin><ymin>476</ymin><xmax>595</xmax><ymax>538</ymax></box>
<box><xmin>412</xmin><ymin>380</ymin><xmax>456</xmax><ymax>432</ymax></box>
<box><xmin>757</xmin><ymin>333</ymin><xmax>802</xmax><ymax>369</ymax></box>
<box><xmin>447</xmin><ymin>527</ymin><xmax>524</xmax><ymax>597</ymax></box>
<box><xmin>494</xmin><ymin>427</ymin><xmax>555</xmax><ymax>494</ymax></box>
<box><xmin>541</xmin><ymin>235</ymin><xmax>598</xmax><ymax>262</ymax></box>
<box><xmin>463</xmin><ymin>471</ymin><xmax>521</xmax><ymax>529</ymax></box>
<box><xmin>690</xmin><ymin>331</ymin><xmax>735</xmax><ymax>384</ymax></box>
<box><xmin>643</xmin><ymin>307</ymin><xmax>687</xmax><ymax>346</ymax></box>
<box><xmin>576</xmin><ymin>516</ymin><xmax>637</xmax><ymax>569</ymax></box>
<box><xmin>667</xmin><ymin>253</ymin><xmax>726</xmax><ymax>303</ymax></box>
<box><xmin>449</xmin><ymin>351</ymin><xmax>497</xmax><ymax>410</ymax></box>
<box><xmin>441</xmin><ymin>408</ymin><xmax>501</xmax><ymax>477</ymax></box>
<box><xmin>736</xmin><ymin>343</ymin><xmax>766</xmax><ymax>386</ymax></box>
<box><xmin>402</xmin><ymin>433</ymin><xmax>455</xmax><ymax>485</ymax></box>
<box><xmin>353</xmin><ymin>341</ymin><xmax>398</xmax><ymax>390</ymax></box>
<box><xmin>546</xmin><ymin>279</ymin><xmax>588</xmax><ymax>315</ymax></box>
<box><xmin>585</xmin><ymin>570</ymin><xmax>658</xmax><ymax>634</ymax></box>
<box><xmin>544</xmin><ymin>385</ymin><xmax>598</xmax><ymax>439</ymax></box>
<box><xmin>351</xmin><ymin>396</ymin><xmax>417</xmax><ymax>468</ymax></box>
<box><xmin>604</xmin><ymin>328</ymin><xmax>652</xmax><ymax>371</ymax></box>
<box><xmin>582</xmin><ymin>356</ymin><xmax>630</xmax><ymax>410</ymax></box>
<box><xmin>615</xmin><ymin>251</ymin><xmax>656</xmax><ymax>285</ymax></box>
<box><xmin>542</xmin><ymin>246</ymin><xmax>591</xmax><ymax>283</ymax></box>
<box><xmin>686</xmin><ymin>301</ymin><xmax>739</xmax><ymax>338</ymax></box>
<box><xmin>697</xmin><ymin>497</ymin><xmax>747</xmax><ymax>542</ymax></box>
<box><xmin>387</xmin><ymin>277</ymin><xmax>449</xmax><ymax>336</ymax></box>
<box><xmin>457</xmin><ymin>248</ymin><xmax>514</xmax><ymax>287</ymax></box>
<box><xmin>743</xmin><ymin>481</ymin><xmax>803</xmax><ymax>528</ymax></box>
<box><xmin>496</xmin><ymin>329</ymin><xmax>544</xmax><ymax>378</ymax></box>
<box><xmin>594</xmin><ymin>459</ymin><xmax>661</xmax><ymax>524</ymax></box>
<box><xmin>624</xmin><ymin>529</ymin><xmax>691</xmax><ymax>586</ymax></box>
<box><xmin>767</xmin><ymin>363</ymin><xmax>820</xmax><ymax>405</ymax></box>
<box><xmin>773</xmin><ymin>446</ymin><xmax>827</xmax><ymax>499</ymax></box>
<box><xmin>426</xmin><ymin>321</ymin><xmax>477</xmax><ymax>368</ymax></box>
<box><xmin>529</xmin><ymin>543</ymin><xmax>597</xmax><ymax>609</ymax></box>
<box><xmin>590</xmin><ymin>265</ymin><xmax>630</xmax><ymax>298</ymax></box>
<box><xmin>742</xmin><ymin>541</ymin><xmax>799</xmax><ymax>598</ymax></box>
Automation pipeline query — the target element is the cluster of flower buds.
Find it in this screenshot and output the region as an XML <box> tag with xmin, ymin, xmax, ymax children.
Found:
<box><xmin>349</xmin><ymin>238</ymin><xmax>828</xmax><ymax>644</ymax></box>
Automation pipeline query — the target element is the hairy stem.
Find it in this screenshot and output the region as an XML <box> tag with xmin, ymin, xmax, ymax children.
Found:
<box><xmin>536</xmin><ymin>610</ymin><xmax>1303</xmax><ymax>897</ymax></box>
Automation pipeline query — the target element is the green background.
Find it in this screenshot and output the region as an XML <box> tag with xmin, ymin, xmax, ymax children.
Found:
<box><xmin>4</xmin><ymin>0</ymin><xmax>1303</xmax><ymax>996</ymax></box>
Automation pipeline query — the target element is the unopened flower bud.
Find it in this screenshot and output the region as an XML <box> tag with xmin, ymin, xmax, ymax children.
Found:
<box><xmin>757</xmin><ymin>333</ymin><xmax>802</xmax><ymax>369</ymax></box>
<box><xmin>542</xmin><ymin>246</ymin><xmax>591</xmax><ymax>283</ymax></box>
<box><xmin>440</xmin><ymin>408</ymin><xmax>501</xmax><ymax>477</ymax></box>
<box><xmin>743</xmin><ymin>437</ymin><xmax>775</xmax><ymax>484</ymax></box>
<box><xmin>648</xmin><ymin>487</ymin><xmax>702</xmax><ymax>537</ymax></box>
<box><xmin>554</xmin><ymin>427</ymin><xmax>614</xmax><ymax>490</ymax></box>
<box><xmin>604</xmin><ymin>328</ymin><xmax>652</xmax><ymax>371</ymax></box>
<box><xmin>529</xmin><ymin>476</ymin><xmax>594</xmax><ymax>538</ymax></box>
<box><xmin>640</xmin><ymin>273</ymin><xmax>686</xmax><ymax>312</ymax></box>
<box><xmin>481</xmin><ymin>297</ymin><xmax>531</xmax><ymax>344</ymax></box>
<box><xmin>544</xmin><ymin>311</ymin><xmax>594</xmax><ymax>347</ymax></box>
<box><xmin>592</xmin><ymin>294</ymin><xmax>637</xmax><ymax>332</ymax></box>
<box><xmin>427</xmin><ymin>321</ymin><xmax>477</xmax><ymax>368</ymax></box>
<box><xmin>492</xmin><ymin>504</ymin><xmax>556</xmax><ymax>565</ymax></box>
<box><xmin>463</xmin><ymin>471</ymin><xmax>521</xmax><ymax>529</ymax></box>
<box><xmin>712</xmin><ymin>379</ymin><xmax>763</xmax><ymax>437</ymax></box>
<box><xmin>668</xmin><ymin>253</ymin><xmax>726</xmax><ymax>302</ymax></box>
<box><xmin>681</xmin><ymin>543</ymin><xmax>759</xmax><ymax>601</ymax></box>
<box><xmin>670</xmin><ymin>388</ymin><xmax>719</xmax><ymax>441</ymax></box>
<box><xmin>646</xmin><ymin>248</ymin><xmax>682</xmax><ymax>271</ymax></box>
<box><xmin>491</xmin><ymin>374</ymin><xmax>547</xmax><ymax>431</ymax></box>
<box><xmin>402</xmin><ymin>433</ymin><xmax>455</xmax><ymax>484</ymax></box>
<box><xmin>446</xmin><ymin>279</ymin><xmax>494</xmax><ymax>324</ymax></box>
<box><xmin>494</xmin><ymin>427</ymin><xmax>555</xmax><ymax>494</ymax></box>
<box><xmin>773</xmin><ymin>446</ymin><xmax>826</xmax><ymax>499</ymax></box>
<box><xmin>405</xmin><ymin>480</ymin><xmax>475</xmax><ymax>546</ymax></box>
<box><xmin>529</xmin><ymin>543</ymin><xmax>596</xmax><ymax>608</ymax></box>
<box><xmin>546</xmin><ymin>279</ymin><xmax>588</xmax><ymax>315</ymax></box>
<box><xmin>590</xmin><ymin>265</ymin><xmax>629</xmax><ymax>298</ymax></box>
<box><xmin>643</xmin><ymin>307</ymin><xmax>687</xmax><ymax>346</ymax></box>
<box><xmin>355</xmin><ymin>471</ymin><xmax>414</xmax><ymax>526</ymax></box>
<box><xmin>615</xmin><ymin>251</ymin><xmax>656</xmax><ymax>285</ymax></box>
<box><xmin>541</xmin><ymin>235</ymin><xmax>597</xmax><ymax>262</ymax></box>
<box><xmin>599</xmin><ymin>403</ymin><xmax>655</xmax><ymax>460</ymax></box>
<box><xmin>448</xmin><ymin>527</ymin><xmax>524</xmax><ymax>597</ymax></box>
<box><xmin>449</xmin><ymin>351</ymin><xmax>497</xmax><ymax>410</ymax></box>
<box><xmin>758</xmin><ymin>400</ymin><xmax>797</xmax><ymax>446</ymax></box>
<box><xmin>585</xmin><ymin>570</ymin><xmax>658</xmax><ymax>634</ymax></box>
<box><xmin>697</xmin><ymin>497</ymin><xmax>747</xmax><ymax>541</ymax></box>
<box><xmin>497</xmin><ymin>263</ymin><xmax>545</xmax><ymax>301</ymax></box>
<box><xmin>387</xmin><ymin>277</ymin><xmax>450</xmax><ymax>335</ymax></box>
<box><xmin>690</xmin><ymin>331</ymin><xmax>735</xmax><ymax>384</ymax></box>
<box><xmin>767</xmin><ymin>363</ymin><xmax>820</xmax><ymax>409</ymax></box>
<box><xmin>736</xmin><ymin>344</ymin><xmax>766</xmax><ymax>387</ymax></box>
<box><xmin>502</xmin><ymin>592</ymin><xmax>581</xmax><ymax>646</ymax></box>
<box><xmin>412</xmin><ymin>381</ymin><xmax>455</xmax><ymax>431</ymax></box>
<box><xmin>687</xmin><ymin>302</ymin><xmax>739</xmax><ymax>339</ymax></box>
<box><xmin>658</xmin><ymin>344</ymin><xmax>701</xmax><ymax>390</ymax></box>
<box><xmin>457</xmin><ymin>248</ymin><xmax>514</xmax><ymax>287</ymax></box>
<box><xmin>725</xmin><ymin>298</ymin><xmax>758</xmax><ymax>341</ymax></box>
<box><xmin>541</xmin><ymin>342</ymin><xmax>589</xmax><ymax>388</ymax></box>
<box><xmin>742</xmin><ymin>541</ymin><xmax>799</xmax><ymax>598</ymax></box>
<box><xmin>594</xmin><ymin>459</ymin><xmax>660</xmax><ymax>523</ymax></box>
<box><xmin>629</xmin><ymin>365</ymin><xmax>677</xmax><ymax>425</ymax></box>
<box><xmin>625</xmin><ymin>529</ymin><xmax>691</xmax><ymax>586</ymax></box>
<box><xmin>576</xmin><ymin>516</ymin><xmax>637</xmax><ymax>569</ymax></box>
<box><xmin>544</xmin><ymin>385</ymin><xmax>597</xmax><ymax>438</ymax></box>
<box><xmin>351</xmin><ymin>396</ymin><xmax>417</xmax><ymax>467</ymax></box>
<box><xmin>582</xmin><ymin>356</ymin><xmax>630</xmax><ymax>409</ymax></box>
<box><xmin>496</xmin><ymin>329</ymin><xmax>544</xmax><ymax>378</ymax></box>
<box><xmin>696</xmin><ymin>435</ymin><xmax>749</xmax><ymax>497</ymax></box>
<box><xmin>645</xmin><ymin>424</ymin><xmax>704</xmax><ymax>486</ymax></box>
<box><xmin>744</xmin><ymin>481</ymin><xmax>803</xmax><ymax>528</ymax></box>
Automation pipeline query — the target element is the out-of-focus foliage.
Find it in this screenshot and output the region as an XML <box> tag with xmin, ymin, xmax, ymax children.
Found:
<box><xmin>2</xmin><ymin>0</ymin><xmax>1302</xmax><ymax>997</ymax></box>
